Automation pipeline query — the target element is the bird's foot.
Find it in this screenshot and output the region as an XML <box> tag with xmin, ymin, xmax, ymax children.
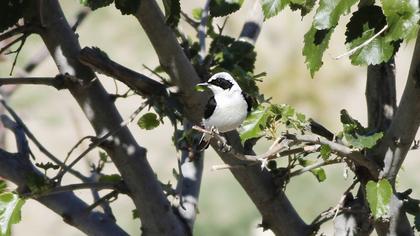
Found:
<box><xmin>258</xmin><ymin>157</ymin><xmax>270</xmax><ymax>171</ymax></box>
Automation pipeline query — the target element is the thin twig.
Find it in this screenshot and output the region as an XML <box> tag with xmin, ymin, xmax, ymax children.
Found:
<box><xmin>54</xmin><ymin>103</ymin><xmax>147</xmax><ymax>182</ymax></box>
<box><xmin>289</xmin><ymin>159</ymin><xmax>341</xmax><ymax>177</ymax></box>
<box><xmin>0</xmin><ymin>99</ymin><xmax>88</xmax><ymax>181</ymax></box>
<box><xmin>8</xmin><ymin>34</ymin><xmax>27</xmax><ymax>75</ymax></box>
<box><xmin>0</xmin><ymin>35</ymin><xmax>25</xmax><ymax>55</ymax></box>
<box><xmin>334</xmin><ymin>25</ymin><xmax>388</xmax><ymax>60</ymax></box>
<box><xmin>64</xmin><ymin>135</ymin><xmax>96</xmax><ymax>165</ymax></box>
<box><xmin>0</xmin><ymin>75</ymin><xmax>70</xmax><ymax>89</ymax></box>
<box><xmin>85</xmin><ymin>190</ymin><xmax>119</xmax><ymax>214</ymax></box>
<box><xmin>23</xmin><ymin>181</ymin><xmax>121</xmax><ymax>198</ymax></box>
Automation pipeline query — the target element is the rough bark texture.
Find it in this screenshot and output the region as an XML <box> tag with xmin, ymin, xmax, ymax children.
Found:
<box><xmin>33</xmin><ymin>0</ymin><xmax>186</xmax><ymax>235</ymax></box>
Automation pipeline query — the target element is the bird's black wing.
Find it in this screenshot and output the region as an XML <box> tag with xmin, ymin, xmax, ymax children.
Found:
<box><xmin>204</xmin><ymin>96</ymin><xmax>216</xmax><ymax>119</ymax></box>
<box><xmin>242</xmin><ymin>91</ymin><xmax>253</xmax><ymax>113</ymax></box>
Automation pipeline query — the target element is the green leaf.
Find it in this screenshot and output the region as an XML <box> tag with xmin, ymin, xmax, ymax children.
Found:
<box><xmin>0</xmin><ymin>0</ymin><xmax>25</xmax><ymax>33</ymax></box>
<box><xmin>261</xmin><ymin>0</ymin><xmax>290</xmax><ymax>19</ymax></box>
<box><xmin>344</xmin><ymin>131</ymin><xmax>383</xmax><ymax>149</ymax></box>
<box><xmin>99</xmin><ymin>174</ymin><xmax>122</xmax><ymax>183</ymax></box>
<box><xmin>80</xmin><ymin>0</ymin><xmax>114</xmax><ymax>10</ymax></box>
<box><xmin>311</xmin><ymin>168</ymin><xmax>326</xmax><ymax>182</ymax></box>
<box><xmin>0</xmin><ymin>193</ymin><xmax>25</xmax><ymax>236</ymax></box>
<box><xmin>239</xmin><ymin>105</ymin><xmax>270</xmax><ymax>141</ymax></box>
<box><xmin>303</xmin><ymin>26</ymin><xmax>333</xmax><ymax>77</ymax></box>
<box><xmin>348</xmin><ymin>29</ymin><xmax>395</xmax><ymax>65</ymax></box>
<box><xmin>313</xmin><ymin>0</ymin><xmax>358</xmax><ymax>30</ymax></box>
<box><xmin>132</xmin><ymin>209</ymin><xmax>139</xmax><ymax>219</ymax></box>
<box><xmin>162</xmin><ymin>0</ymin><xmax>180</xmax><ymax>28</ymax></box>
<box><xmin>35</xmin><ymin>162</ymin><xmax>60</xmax><ymax>171</ymax></box>
<box><xmin>0</xmin><ymin>181</ymin><xmax>6</xmax><ymax>194</ymax></box>
<box><xmin>366</xmin><ymin>179</ymin><xmax>392</xmax><ymax>219</ymax></box>
<box><xmin>137</xmin><ymin>113</ymin><xmax>160</xmax><ymax>130</ymax></box>
<box><xmin>289</xmin><ymin>0</ymin><xmax>316</xmax><ymax>16</ymax></box>
<box><xmin>114</xmin><ymin>0</ymin><xmax>140</xmax><ymax>15</ymax></box>
<box><xmin>209</xmin><ymin>0</ymin><xmax>244</xmax><ymax>17</ymax></box>
<box><xmin>381</xmin><ymin>0</ymin><xmax>420</xmax><ymax>41</ymax></box>
<box><xmin>192</xmin><ymin>8</ymin><xmax>203</xmax><ymax>20</ymax></box>
<box><xmin>320</xmin><ymin>144</ymin><xmax>331</xmax><ymax>159</ymax></box>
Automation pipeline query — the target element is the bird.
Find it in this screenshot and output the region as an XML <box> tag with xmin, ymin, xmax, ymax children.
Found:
<box><xmin>196</xmin><ymin>72</ymin><xmax>252</xmax><ymax>150</ymax></box>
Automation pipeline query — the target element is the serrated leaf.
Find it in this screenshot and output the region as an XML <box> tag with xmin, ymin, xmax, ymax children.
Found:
<box><xmin>99</xmin><ymin>174</ymin><xmax>122</xmax><ymax>183</ymax></box>
<box><xmin>381</xmin><ymin>0</ymin><xmax>420</xmax><ymax>41</ymax></box>
<box><xmin>320</xmin><ymin>144</ymin><xmax>331</xmax><ymax>159</ymax></box>
<box><xmin>345</xmin><ymin>5</ymin><xmax>387</xmax><ymax>44</ymax></box>
<box><xmin>114</xmin><ymin>0</ymin><xmax>140</xmax><ymax>15</ymax></box>
<box><xmin>35</xmin><ymin>162</ymin><xmax>60</xmax><ymax>171</ymax></box>
<box><xmin>209</xmin><ymin>0</ymin><xmax>244</xmax><ymax>17</ymax></box>
<box><xmin>348</xmin><ymin>29</ymin><xmax>394</xmax><ymax>66</ymax></box>
<box><xmin>303</xmin><ymin>26</ymin><xmax>333</xmax><ymax>77</ymax></box>
<box><xmin>0</xmin><ymin>0</ymin><xmax>25</xmax><ymax>33</ymax></box>
<box><xmin>366</xmin><ymin>179</ymin><xmax>392</xmax><ymax>219</ymax></box>
<box><xmin>138</xmin><ymin>113</ymin><xmax>160</xmax><ymax>130</ymax></box>
<box><xmin>313</xmin><ymin>0</ymin><xmax>358</xmax><ymax>30</ymax></box>
<box><xmin>344</xmin><ymin>131</ymin><xmax>383</xmax><ymax>149</ymax></box>
<box><xmin>239</xmin><ymin>105</ymin><xmax>270</xmax><ymax>141</ymax></box>
<box><xmin>80</xmin><ymin>0</ymin><xmax>114</xmax><ymax>10</ymax></box>
<box><xmin>162</xmin><ymin>0</ymin><xmax>180</xmax><ymax>28</ymax></box>
<box><xmin>0</xmin><ymin>193</ymin><xmax>25</xmax><ymax>236</ymax></box>
<box><xmin>261</xmin><ymin>0</ymin><xmax>290</xmax><ymax>19</ymax></box>
<box><xmin>311</xmin><ymin>168</ymin><xmax>326</xmax><ymax>182</ymax></box>
<box><xmin>289</xmin><ymin>0</ymin><xmax>316</xmax><ymax>16</ymax></box>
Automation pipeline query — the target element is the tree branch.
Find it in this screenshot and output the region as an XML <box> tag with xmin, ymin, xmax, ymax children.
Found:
<box><xmin>133</xmin><ymin>1</ymin><xmax>311</xmax><ymax>235</ymax></box>
<box><xmin>0</xmin><ymin>75</ymin><xmax>72</xmax><ymax>89</ymax></box>
<box><xmin>238</xmin><ymin>0</ymin><xmax>264</xmax><ymax>45</ymax></box>
<box><xmin>0</xmin><ymin>115</ymin><xmax>128</xmax><ymax>236</ymax></box>
<box><xmin>175</xmin><ymin>122</ymin><xmax>204</xmax><ymax>231</ymax></box>
<box><xmin>32</xmin><ymin>1</ymin><xmax>187</xmax><ymax>234</ymax></box>
<box><xmin>78</xmin><ymin>47</ymin><xmax>168</xmax><ymax>97</ymax></box>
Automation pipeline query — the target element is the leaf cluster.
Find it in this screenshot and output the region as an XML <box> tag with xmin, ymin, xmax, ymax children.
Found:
<box><xmin>261</xmin><ymin>0</ymin><xmax>420</xmax><ymax>76</ymax></box>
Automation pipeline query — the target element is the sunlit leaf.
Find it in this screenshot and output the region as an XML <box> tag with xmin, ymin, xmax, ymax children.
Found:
<box><xmin>320</xmin><ymin>144</ymin><xmax>331</xmax><ymax>159</ymax></box>
<box><xmin>303</xmin><ymin>26</ymin><xmax>333</xmax><ymax>77</ymax></box>
<box><xmin>99</xmin><ymin>174</ymin><xmax>122</xmax><ymax>183</ymax></box>
<box><xmin>261</xmin><ymin>0</ymin><xmax>290</xmax><ymax>19</ymax></box>
<box><xmin>313</xmin><ymin>0</ymin><xmax>358</xmax><ymax>30</ymax></box>
<box><xmin>348</xmin><ymin>29</ymin><xmax>394</xmax><ymax>66</ymax></box>
<box><xmin>366</xmin><ymin>179</ymin><xmax>392</xmax><ymax>219</ymax></box>
<box><xmin>239</xmin><ymin>105</ymin><xmax>270</xmax><ymax>141</ymax></box>
<box><xmin>311</xmin><ymin>168</ymin><xmax>326</xmax><ymax>182</ymax></box>
<box><xmin>381</xmin><ymin>0</ymin><xmax>420</xmax><ymax>41</ymax></box>
<box><xmin>0</xmin><ymin>193</ymin><xmax>25</xmax><ymax>236</ymax></box>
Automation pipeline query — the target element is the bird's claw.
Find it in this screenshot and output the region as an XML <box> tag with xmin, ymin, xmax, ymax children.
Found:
<box><xmin>258</xmin><ymin>157</ymin><xmax>269</xmax><ymax>171</ymax></box>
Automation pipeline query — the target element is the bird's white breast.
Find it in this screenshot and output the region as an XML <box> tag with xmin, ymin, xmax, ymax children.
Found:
<box><xmin>203</xmin><ymin>90</ymin><xmax>248</xmax><ymax>133</ymax></box>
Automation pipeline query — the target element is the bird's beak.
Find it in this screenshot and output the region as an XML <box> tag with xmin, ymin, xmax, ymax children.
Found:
<box><xmin>195</xmin><ymin>82</ymin><xmax>209</xmax><ymax>92</ymax></box>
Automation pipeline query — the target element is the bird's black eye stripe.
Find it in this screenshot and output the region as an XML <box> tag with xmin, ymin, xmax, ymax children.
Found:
<box><xmin>208</xmin><ymin>77</ymin><xmax>233</xmax><ymax>90</ymax></box>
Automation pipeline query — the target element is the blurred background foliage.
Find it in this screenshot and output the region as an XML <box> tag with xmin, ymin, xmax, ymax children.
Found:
<box><xmin>0</xmin><ymin>0</ymin><xmax>419</xmax><ymax>235</ymax></box>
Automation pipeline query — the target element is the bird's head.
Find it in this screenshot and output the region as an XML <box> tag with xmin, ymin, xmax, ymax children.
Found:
<box><xmin>196</xmin><ymin>72</ymin><xmax>241</xmax><ymax>95</ymax></box>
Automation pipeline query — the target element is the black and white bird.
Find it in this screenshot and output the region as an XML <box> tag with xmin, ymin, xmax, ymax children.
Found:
<box><xmin>197</xmin><ymin>72</ymin><xmax>252</xmax><ymax>149</ymax></box>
